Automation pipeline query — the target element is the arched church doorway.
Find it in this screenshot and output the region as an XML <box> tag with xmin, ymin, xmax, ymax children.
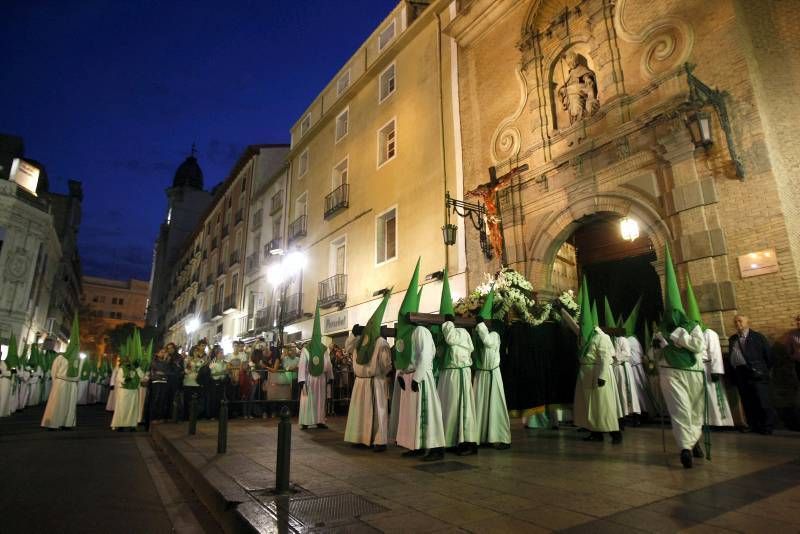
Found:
<box><xmin>551</xmin><ymin>212</ymin><xmax>663</xmax><ymax>330</ymax></box>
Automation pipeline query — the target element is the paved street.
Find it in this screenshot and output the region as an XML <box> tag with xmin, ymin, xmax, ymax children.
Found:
<box><xmin>0</xmin><ymin>405</ymin><xmax>219</xmax><ymax>534</ymax></box>
<box><xmin>154</xmin><ymin>416</ymin><xmax>800</xmax><ymax>533</ymax></box>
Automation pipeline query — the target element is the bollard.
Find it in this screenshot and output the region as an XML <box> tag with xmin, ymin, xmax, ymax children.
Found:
<box><xmin>275</xmin><ymin>405</ymin><xmax>292</xmax><ymax>493</ymax></box>
<box><xmin>217</xmin><ymin>398</ymin><xmax>228</xmax><ymax>454</ymax></box>
<box><xmin>171</xmin><ymin>393</ymin><xmax>180</xmax><ymax>423</ymax></box>
<box><xmin>188</xmin><ymin>393</ymin><xmax>198</xmax><ymax>435</ymax></box>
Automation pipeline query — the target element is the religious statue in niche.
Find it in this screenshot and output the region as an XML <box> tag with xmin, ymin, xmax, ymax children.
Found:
<box><xmin>556</xmin><ymin>51</ymin><xmax>599</xmax><ymax>126</ymax></box>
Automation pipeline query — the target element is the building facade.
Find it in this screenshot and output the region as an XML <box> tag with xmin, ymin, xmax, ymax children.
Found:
<box><xmin>160</xmin><ymin>145</ymin><xmax>288</xmax><ymax>349</ymax></box>
<box><xmin>447</xmin><ymin>0</ymin><xmax>800</xmax><ymax>342</ymax></box>
<box><xmin>80</xmin><ymin>276</ymin><xmax>149</xmax><ymax>358</ymax></box>
<box><xmin>146</xmin><ymin>151</ymin><xmax>213</xmax><ymax>329</ymax></box>
<box><xmin>282</xmin><ymin>0</ymin><xmax>467</xmax><ymax>345</ymax></box>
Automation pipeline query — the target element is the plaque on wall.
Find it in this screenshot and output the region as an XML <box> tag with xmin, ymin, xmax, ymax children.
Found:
<box><xmin>738</xmin><ymin>249</ymin><xmax>778</xmax><ymax>278</ymax></box>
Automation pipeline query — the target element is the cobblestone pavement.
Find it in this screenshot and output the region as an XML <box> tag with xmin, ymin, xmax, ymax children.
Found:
<box><xmin>154</xmin><ymin>415</ymin><xmax>800</xmax><ymax>533</ymax></box>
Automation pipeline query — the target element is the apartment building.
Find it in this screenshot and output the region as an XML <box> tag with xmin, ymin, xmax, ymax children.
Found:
<box><xmin>161</xmin><ymin>145</ymin><xmax>287</xmax><ymax>349</ymax></box>
<box><xmin>282</xmin><ymin>0</ymin><xmax>467</xmax><ymax>344</ymax></box>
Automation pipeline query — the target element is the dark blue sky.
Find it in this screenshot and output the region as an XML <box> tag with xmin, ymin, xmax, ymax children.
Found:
<box><xmin>1</xmin><ymin>0</ymin><xmax>396</xmax><ymax>281</ymax></box>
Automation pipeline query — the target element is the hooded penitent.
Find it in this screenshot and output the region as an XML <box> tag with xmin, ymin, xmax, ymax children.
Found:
<box><xmin>684</xmin><ymin>274</ymin><xmax>705</xmax><ymax>331</ymax></box>
<box><xmin>660</xmin><ymin>246</ymin><xmax>697</xmax><ymax>369</ymax></box>
<box><xmin>591</xmin><ymin>300</ymin><xmax>599</xmax><ymax>332</ymax></box>
<box><xmin>578</xmin><ymin>276</ymin><xmax>596</xmax><ymax>356</ymax></box>
<box><xmin>307</xmin><ymin>304</ymin><xmax>327</xmax><ymax>376</ymax></box>
<box><xmin>439</xmin><ymin>267</ymin><xmax>455</xmax><ymax>317</ymax></box>
<box><xmin>356</xmin><ymin>291</ymin><xmax>391</xmax><ymax>365</ymax></box>
<box><xmin>394</xmin><ymin>258</ymin><xmax>421</xmax><ymax>371</ymax></box>
<box><xmin>604</xmin><ymin>297</ymin><xmax>617</xmax><ymax>330</ymax></box>
<box><xmin>478</xmin><ymin>286</ymin><xmax>495</xmax><ymax>322</ymax></box>
<box><xmin>5</xmin><ymin>334</ymin><xmax>20</xmax><ymax>370</ymax></box>
<box><xmin>623</xmin><ymin>297</ymin><xmax>642</xmax><ymax>338</ymax></box>
<box><xmin>64</xmin><ymin>315</ymin><xmax>81</xmax><ymax>378</ymax></box>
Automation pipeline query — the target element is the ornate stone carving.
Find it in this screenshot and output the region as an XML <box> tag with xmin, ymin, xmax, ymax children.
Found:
<box><xmin>5</xmin><ymin>247</ymin><xmax>30</xmax><ymax>283</ymax></box>
<box><xmin>489</xmin><ymin>67</ymin><xmax>528</xmax><ymax>163</ymax></box>
<box><xmin>556</xmin><ymin>51</ymin><xmax>600</xmax><ymax>126</ymax></box>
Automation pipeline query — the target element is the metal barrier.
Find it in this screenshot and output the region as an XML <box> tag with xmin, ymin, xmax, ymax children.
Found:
<box><xmin>275</xmin><ymin>406</ymin><xmax>292</xmax><ymax>493</ymax></box>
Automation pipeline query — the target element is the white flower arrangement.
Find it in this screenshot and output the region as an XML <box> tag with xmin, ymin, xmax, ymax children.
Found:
<box><xmin>454</xmin><ymin>268</ymin><xmax>552</xmax><ymax>326</ymax></box>
<box><xmin>556</xmin><ymin>289</ymin><xmax>580</xmax><ymax>322</ymax></box>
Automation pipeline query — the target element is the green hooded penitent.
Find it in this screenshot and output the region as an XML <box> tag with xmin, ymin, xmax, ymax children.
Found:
<box><xmin>591</xmin><ymin>300</ymin><xmax>599</xmax><ymax>332</ymax></box>
<box><xmin>80</xmin><ymin>355</ymin><xmax>93</xmax><ymax>380</ymax></box>
<box><xmin>439</xmin><ymin>267</ymin><xmax>455</xmax><ymax>317</ymax></box>
<box><xmin>661</xmin><ymin>245</ymin><xmax>697</xmax><ymax>369</ymax></box>
<box><xmin>578</xmin><ymin>276</ymin><xmax>594</xmax><ymax>348</ymax></box>
<box><xmin>603</xmin><ymin>297</ymin><xmax>617</xmax><ymax>329</ymax></box>
<box><xmin>478</xmin><ymin>286</ymin><xmax>496</xmax><ymax>322</ymax></box>
<box><xmin>394</xmin><ymin>258</ymin><xmax>421</xmax><ymax>371</ymax></box>
<box><xmin>307</xmin><ymin>304</ymin><xmax>326</xmax><ymax>376</ymax></box>
<box><xmin>357</xmin><ymin>291</ymin><xmax>391</xmax><ymax>365</ymax></box>
<box><xmin>623</xmin><ymin>297</ymin><xmax>642</xmax><ymax>338</ymax></box>
<box><xmin>684</xmin><ymin>274</ymin><xmax>705</xmax><ymax>330</ymax></box>
<box><xmin>64</xmin><ymin>315</ymin><xmax>81</xmax><ymax>378</ymax></box>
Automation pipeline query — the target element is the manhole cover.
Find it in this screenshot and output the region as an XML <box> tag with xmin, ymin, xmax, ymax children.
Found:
<box><xmin>266</xmin><ymin>493</ymin><xmax>388</xmax><ymax>528</ymax></box>
<box><xmin>413</xmin><ymin>460</ymin><xmax>477</xmax><ymax>474</ymax></box>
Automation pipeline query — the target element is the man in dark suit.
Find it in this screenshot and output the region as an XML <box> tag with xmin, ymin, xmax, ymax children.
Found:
<box><xmin>728</xmin><ymin>315</ymin><xmax>777</xmax><ymax>434</ymax></box>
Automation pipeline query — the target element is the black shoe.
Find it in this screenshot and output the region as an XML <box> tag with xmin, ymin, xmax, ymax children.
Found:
<box><xmin>300</xmin><ymin>425</ymin><xmax>308</xmax><ymax>430</ymax></box>
<box><xmin>423</xmin><ymin>448</ymin><xmax>444</xmax><ymax>462</ymax></box>
<box><xmin>316</xmin><ymin>423</ymin><xmax>328</xmax><ymax>429</ymax></box>
<box><xmin>583</xmin><ymin>432</ymin><xmax>604</xmax><ymax>442</ymax></box>
<box><xmin>680</xmin><ymin>449</ymin><xmax>693</xmax><ymax>469</ymax></box>
<box><xmin>611</xmin><ymin>432</ymin><xmax>623</xmax><ymax>444</ymax></box>
<box><xmin>692</xmin><ymin>443</ymin><xmax>704</xmax><ymax>458</ymax></box>
<box><xmin>402</xmin><ymin>449</ymin><xmax>425</xmax><ymax>458</ymax></box>
<box><xmin>372</xmin><ymin>444</ymin><xmax>387</xmax><ymax>453</ymax></box>
<box><xmin>351</xmin><ymin>443</ymin><xmax>369</xmax><ymax>449</ymax></box>
<box><xmin>493</xmin><ymin>442</ymin><xmax>511</xmax><ymax>450</ymax></box>
<box><xmin>457</xmin><ymin>443</ymin><xmax>477</xmax><ymax>456</ymax></box>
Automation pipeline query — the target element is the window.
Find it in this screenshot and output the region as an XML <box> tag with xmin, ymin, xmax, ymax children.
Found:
<box><xmin>300</xmin><ymin>115</ymin><xmax>311</xmax><ymax>136</ymax></box>
<box><xmin>330</xmin><ymin>236</ymin><xmax>347</xmax><ymax>276</ymax></box>
<box><xmin>118</xmin><ymin>298</ymin><xmax>124</xmax><ymax>306</ymax></box>
<box><xmin>377</xmin><ymin>119</ymin><xmax>397</xmax><ymax>167</ymax></box>
<box><xmin>332</xmin><ymin>157</ymin><xmax>348</xmax><ymax>189</ymax></box>
<box><xmin>217</xmin><ymin>283</ymin><xmax>225</xmax><ymax>305</ymax></box>
<box><xmin>336</xmin><ymin>70</ymin><xmax>350</xmax><ymax>96</ymax></box>
<box><xmin>111</xmin><ymin>297</ymin><xmax>118</xmax><ymax>305</ymax></box>
<box><xmin>378</xmin><ymin>20</ymin><xmax>396</xmax><ymax>51</ymax></box>
<box><xmin>298</xmin><ymin>149</ymin><xmax>309</xmax><ymax>177</ymax></box>
<box><xmin>335</xmin><ymin>108</ymin><xmax>349</xmax><ymax>142</ymax></box>
<box><xmin>379</xmin><ymin>63</ymin><xmax>396</xmax><ymax>102</ymax></box>
<box><xmin>376</xmin><ymin>207</ymin><xmax>397</xmax><ymax>264</ymax></box>
<box><xmin>99</xmin><ymin>295</ymin><xmax>105</xmax><ymax>303</ymax></box>
<box><xmin>272</xmin><ymin>218</ymin><xmax>282</xmax><ymax>240</ymax></box>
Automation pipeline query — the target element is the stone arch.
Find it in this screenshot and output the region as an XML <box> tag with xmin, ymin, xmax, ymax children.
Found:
<box><xmin>525</xmin><ymin>193</ymin><xmax>672</xmax><ymax>291</ymax></box>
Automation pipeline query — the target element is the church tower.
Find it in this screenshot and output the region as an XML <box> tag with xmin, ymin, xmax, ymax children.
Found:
<box><xmin>146</xmin><ymin>147</ymin><xmax>212</xmax><ymax>328</ymax></box>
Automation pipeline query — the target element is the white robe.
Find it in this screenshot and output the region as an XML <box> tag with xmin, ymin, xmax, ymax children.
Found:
<box><xmin>112</xmin><ymin>368</ymin><xmax>141</xmax><ymax>429</ymax></box>
<box><xmin>612</xmin><ymin>337</ymin><xmax>640</xmax><ymax>416</ymax></box>
<box><xmin>437</xmin><ymin>322</ymin><xmax>478</xmax><ymax>446</ymax></box>
<box><xmin>43</xmin><ymin>371</ymin><xmax>52</xmax><ymax>401</ymax></box>
<box><xmin>344</xmin><ymin>335</ymin><xmax>392</xmax><ymax>446</ymax></box>
<box><xmin>407</xmin><ymin>326</ymin><xmax>446</xmax><ymax>450</ymax></box>
<box><xmin>41</xmin><ymin>356</ymin><xmax>78</xmax><ymax>429</ymax></box>
<box><xmin>77</xmin><ymin>380</ymin><xmax>89</xmax><ymax>405</ymax></box>
<box><xmin>702</xmin><ymin>329</ymin><xmax>734</xmax><ymax>427</ymax></box>
<box><xmin>627</xmin><ymin>336</ymin><xmax>654</xmax><ymax>414</ymax></box>
<box><xmin>105</xmin><ymin>366</ymin><xmax>120</xmax><ymax>411</ymax></box>
<box><xmin>658</xmin><ymin>326</ymin><xmax>706</xmax><ymax>450</ymax></box>
<box><xmin>473</xmin><ymin>323</ymin><xmax>511</xmax><ymax>445</ymax></box>
<box><xmin>27</xmin><ymin>369</ymin><xmax>43</xmax><ymax>407</ymax></box>
<box><xmin>0</xmin><ymin>362</ymin><xmax>12</xmax><ymax>417</ymax></box>
<box><xmin>298</xmin><ymin>348</ymin><xmax>333</xmax><ymax>426</ymax></box>
<box><xmin>17</xmin><ymin>368</ymin><xmax>31</xmax><ymax>410</ymax></box>
<box><xmin>574</xmin><ymin>328</ymin><xmax>620</xmax><ymax>432</ymax></box>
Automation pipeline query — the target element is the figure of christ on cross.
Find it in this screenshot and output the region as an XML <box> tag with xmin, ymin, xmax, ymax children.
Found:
<box><xmin>466</xmin><ymin>164</ymin><xmax>528</xmax><ymax>262</ymax></box>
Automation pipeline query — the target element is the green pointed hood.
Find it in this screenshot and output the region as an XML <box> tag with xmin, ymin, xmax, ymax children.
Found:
<box><xmin>394</xmin><ymin>258</ymin><xmax>421</xmax><ymax>371</ymax></box>
<box><xmin>685</xmin><ymin>274</ymin><xmax>705</xmax><ymax>329</ymax></box>
<box><xmin>578</xmin><ymin>276</ymin><xmax>594</xmax><ymax>347</ymax></box>
<box><xmin>603</xmin><ymin>297</ymin><xmax>616</xmax><ymax>329</ymax></box>
<box><xmin>357</xmin><ymin>291</ymin><xmax>391</xmax><ymax>365</ymax></box>
<box><xmin>591</xmin><ymin>300</ymin><xmax>599</xmax><ymax>331</ymax></box>
<box><xmin>64</xmin><ymin>314</ymin><xmax>81</xmax><ymax>377</ymax></box>
<box><xmin>306</xmin><ymin>303</ymin><xmax>326</xmax><ymax>376</ymax></box>
<box><xmin>439</xmin><ymin>267</ymin><xmax>454</xmax><ymax>317</ymax></box>
<box><xmin>478</xmin><ymin>286</ymin><xmax>496</xmax><ymax>321</ymax></box>
<box><xmin>142</xmin><ymin>338</ymin><xmax>154</xmax><ymax>372</ymax></box>
<box><xmin>661</xmin><ymin>245</ymin><xmax>693</xmax><ymax>333</ymax></box>
<box><xmin>623</xmin><ymin>297</ymin><xmax>642</xmax><ymax>337</ymax></box>
<box><xmin>80</xmin><ymin>355</ymin><xmax>93</xmax><ymax>380</ymax></box>
<box><xmin>5</xmin><ymin>334</ymin><xmax>20</xmax><ymax>369</ymax></box>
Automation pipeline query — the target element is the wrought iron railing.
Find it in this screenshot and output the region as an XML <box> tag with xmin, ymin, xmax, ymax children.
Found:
<box><xmin>324</xmin><ymin>183</ymin><xmax>349</xmax><ymax>219</ymax></box>
<box><xmin>288</xmin><ymin>215</ymin><xmax>307</xmax><ymax>243</ymax></box>
<box><xmin>319</xmin><ymin>274</ymin><xmax>347</xmax><ymax>308</ymax></box>
<box><xmin>271</xmin><ymin>191</ymin><xmax>283</xmax><ymax>214</ymax></box>
<box><xmin>251</xmin><ymin>209</ymin><xmax>263</xmax><ymax>230</ymax></box>
<box><xmin>245</xmin><ymin>252</ymin><xmax>260</xmax><ymax>275</ymax></box>
<box><xmin>282</xmin><ymin>292</ymin><xmax>302</xmax><ymax>323</ymax></box>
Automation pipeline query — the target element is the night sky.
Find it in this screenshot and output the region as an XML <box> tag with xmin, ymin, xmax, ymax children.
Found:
<box><xmin>1</xmin><ymin>0</ymin><xmax>397</xmax><ymax>281</ymax></box>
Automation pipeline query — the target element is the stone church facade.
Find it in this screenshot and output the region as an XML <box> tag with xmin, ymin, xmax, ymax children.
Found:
<box><xmin>447</xmin><ymin>0</ymin><xmax>800</xmax><ymax>341</ymax></box>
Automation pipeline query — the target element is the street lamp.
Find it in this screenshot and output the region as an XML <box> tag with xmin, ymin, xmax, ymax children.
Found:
<box><xmin>267</xmin><ymin>250</ymin><xmax>307</xmax><ymax>348</ymax></box>
<box><xmin>620</xmin><ymin>217</ymin><xmax>640</xmax><ymax>242</ymax></box>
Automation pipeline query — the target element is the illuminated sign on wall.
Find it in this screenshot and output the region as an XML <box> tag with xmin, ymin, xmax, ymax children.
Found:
<box><xmin>738</xmin><ymin>249</ymin><xmax>779</xmax><ymax>278</ymax></box>
<box><xmin>10</xmin><ymin>158</ymin><xmax>40</xmax><ymax>196</ymax></box>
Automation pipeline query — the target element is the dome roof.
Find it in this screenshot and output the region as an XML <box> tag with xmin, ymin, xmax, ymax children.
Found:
<box><xmin>172</xmin><ymin>153</ymin><xmax>203</xmax><ymax>189</ymax></box>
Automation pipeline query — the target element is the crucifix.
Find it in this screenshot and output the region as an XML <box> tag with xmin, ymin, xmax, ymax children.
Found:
<box><xmin>466</xmin><ymin>164</ymin><xmax>528</xmax><ymax>264</ymax></box>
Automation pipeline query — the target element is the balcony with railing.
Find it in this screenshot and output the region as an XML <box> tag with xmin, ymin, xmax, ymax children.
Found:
<box><xmin>217</xmin><ymin>264</ymin><xmax>224</xmax><ymax>277</ymax></box>
<box><xmin>245</xmin><ymin>252</ymin><xmax>260</xmax><ymax>275</ymax></box>
<box><xmin>324</xmin><ymin>184</ymin><xmax>349</xmax><ymax>219</ymax></box>
<box><xmin>223</xmin><ymin>294</ymin><xmax>237</xmax><ymax>314</ymax></box>
<box><xmin>221</xmin><ymin>224</ymin><xmax>229</xmax><ymax>238</ymax></box>
<box><xmin>229</xmin><ymin>250</ymin><xmax>240</xmax><ymax>267</ymax></box>
<box><xmin>319</xmin><ymin>274</ymin><xmax>347</xmax><ymax>308</ymax></box>
<box><xmin>281</xmin><ymin>292</ymin><xmax>303</xmax><ymax>324</ymax></box>
<box><xmin>235</xmin><ymin>208</ymin><xmax>244</xmax><ymax>225</ymax></box>
<box><xmin>266</xmin><ymin>238</ymin><xmax>282</xmax><ymax>257</ymax></box>
<box><xmin>254</xmin><ymin>306</ymin><xmax>274</xmax><ymax>330</ymax></box>
<box><xmin>251</xmin><ymin>209</ymin><xmax>263</xmax><ymax>231</ymax></box>
<box><xmin>288</xmin><ymin>215</ymin><xmax>307</xmax><ymax>244</ymax></box>
<box><xmin>211</xmin><ymin>303</ymin><xmax>223</xmax><ymax>319</ymax></box>
<box><xmin>270</xmin><ymin>191</ymin><xmax>283</xmax><ymax>215</ymax></box>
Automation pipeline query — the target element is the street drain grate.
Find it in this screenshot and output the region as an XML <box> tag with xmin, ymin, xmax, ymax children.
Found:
<box><xmin>266</xmin><ymin>493</ymin><xmax>387</xmax><ymax>528</ymax></box>
<box><xmin>413</xmin><ymin>460</ymin><xmax>477</xmax><ymax>474</ymax></box>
